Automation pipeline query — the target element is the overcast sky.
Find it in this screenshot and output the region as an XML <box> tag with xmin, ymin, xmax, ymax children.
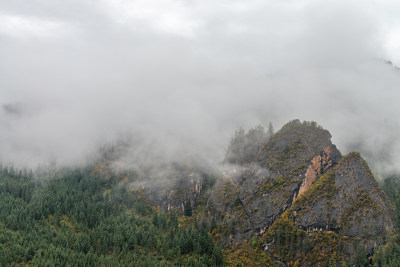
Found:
<box><xmin>1</xmin><ymin>0</ymin><xmax>400</xmax><ymax>175</ymax></box>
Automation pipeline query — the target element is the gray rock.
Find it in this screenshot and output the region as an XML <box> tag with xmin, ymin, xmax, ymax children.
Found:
<box><xmin>207</xmin><ymin>120</ymin><xmax>345</xmax><ymax>244</ymax></box>
<box><xmin>291</xmin><ymin>152</ymin><xmax>394</xmax><ymax>255</ymax></box>
<box><xmin>207</xmin><ymin>119</ymin><xmax>394</xmax><ymax>262</ymax></box>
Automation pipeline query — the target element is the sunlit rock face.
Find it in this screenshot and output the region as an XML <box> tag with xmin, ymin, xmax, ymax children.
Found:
<box><xmin>297</xmin><ymin>145</ymin><xmax>342</xmax><ymax>198</ymax></box>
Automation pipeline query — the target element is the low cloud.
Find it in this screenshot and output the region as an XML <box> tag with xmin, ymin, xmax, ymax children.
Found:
<box><xmin>1</xmin><ymin>0</ymin><xmax>400</xmax><ymax>176</ymax></box>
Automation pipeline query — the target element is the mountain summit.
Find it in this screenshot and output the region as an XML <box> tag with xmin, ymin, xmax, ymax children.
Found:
<box><xmin>206</xmin><ymin>120</ymin><xmax>394</xmax><ymax>264</ymax></box>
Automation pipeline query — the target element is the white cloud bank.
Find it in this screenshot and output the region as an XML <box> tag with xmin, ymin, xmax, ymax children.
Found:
<box><xmin>1</xmin><ymin>0</ymin><xmax>400</xmax><ymax>175</ymax></box>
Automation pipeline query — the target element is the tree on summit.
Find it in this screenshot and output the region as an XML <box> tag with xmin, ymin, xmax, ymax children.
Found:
<box><xmin>267</xmin><ymin>122</ymin><xmax>274</xmax><ymax>137</ymax></box>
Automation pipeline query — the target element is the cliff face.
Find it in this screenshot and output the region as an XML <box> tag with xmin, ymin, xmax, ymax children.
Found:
<box><xmin>297</xmin><ymin>146</ymin><xmax>342</xmax><ymax>198</ymax></box>
<box><xmin>207</xmin><ymin>120</ymin><xmax>394</xmax><ymax>262</ymax></box>
<box><xmin>291</xmin><ymin>152</ymin><xmax>394</xmax><ymax>256</ymax></box>
<box><xmin>207</xmin><ymin>121</ymin><xmax>342</xmax><ymax>242</ymax></box>
<box><xmin>128</xmin><ymin>164</ymin><xmax>212</xmax><ymax>215</ymax></box>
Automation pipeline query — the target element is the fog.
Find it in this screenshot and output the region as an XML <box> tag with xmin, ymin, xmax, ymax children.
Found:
<box><xmin>1</xmin><ymin>0</ymin><xmax>400</xmax><ymax>176</ymax></box>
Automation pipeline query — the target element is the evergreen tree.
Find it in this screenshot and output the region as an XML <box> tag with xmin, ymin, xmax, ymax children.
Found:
<box><xmin>267</xmin><ymin>122</ymin><xmax>274</xmax><ymax>136</ymax></box>
<box><xmin>184</xmin><ymin>199</ymin><xmax>192</xmax><ymax>217</ymax></box>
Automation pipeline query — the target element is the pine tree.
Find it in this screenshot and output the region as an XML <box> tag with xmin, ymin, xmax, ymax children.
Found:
<box><xmin>184</xmin><ymin>200</ymin><xmax>192</xmax><ymax>217</ymax></box>
<box><xmin>210</xmin><ymin>217</ymin><xmax>216</xmax><ymax>231</ymax></box>
<box><xmin>267</xmin><ymin>122</ymin><xmax>274</xmax><ymax>136</ymax></box>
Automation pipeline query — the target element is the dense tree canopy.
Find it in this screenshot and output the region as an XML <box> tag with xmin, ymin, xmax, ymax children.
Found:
<box><xmin>0</xmin><ymin>166</ymin><xmax>224</xmax><ymax>266</ymax></box>
<box><xmin>3</xmin><ymin>162</ymin><xmax>400</xmax><ymax>266</ymax></box>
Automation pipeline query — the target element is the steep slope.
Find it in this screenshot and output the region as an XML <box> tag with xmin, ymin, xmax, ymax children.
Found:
<box><xmin>207</xmin><ymin>120</ymin><xmax>342</xmax><ymax>244</ymax></box>
<box><xmin>207</xmin><ymin>120</ymin><xmax>394</xmax><ymax>264</ymax></box>
<box><xmin>290</xmin><ymin>152</ymin><xmax>394</xmax><ymax>257</ymax></box>
<box><xmin>127</xmin><ymin>163</ymin><xmax>214</xmax><ymax>214</ymax></box>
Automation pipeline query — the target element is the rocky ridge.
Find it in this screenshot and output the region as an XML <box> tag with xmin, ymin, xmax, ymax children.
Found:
<box><xmin>206</xmin><ymin>120</ymin><xmax>394</xmax><ymax>262</ymax></box>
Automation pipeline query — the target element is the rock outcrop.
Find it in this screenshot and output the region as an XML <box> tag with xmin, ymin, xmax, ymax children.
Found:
<box><xmin>296</xmin><ymin>146</ymin><xmax>342</xmax><ymax>198</ymax></box>
<box><xmin>128</xmin><ymin>163</ymin><xmax>212</xmax><ymax>214</ymax></box>
<box><xmin>290</xmin><ymin>152</ymin><xmax>394</xmax><ymax>256</ymax></box>
<box><xmin>207</xmin><ymin>120</ymin><xmax>343</xmax><ymax>243</ymax></box>
<box><xmin>206</xmin><ymin>120</ymin><xmax>394</xmax><ymax>262</ymax></box>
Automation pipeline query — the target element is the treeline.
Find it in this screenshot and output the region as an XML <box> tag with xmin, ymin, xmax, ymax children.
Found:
<box><xmin>225</xmin><ymin>123</ymin><xmax>273</xmax><ymax>164</ymax></box>
<box><xmin>0</xmin><ymin>166</ymin><xmax>224</xmax><ymax>266</ymax></box>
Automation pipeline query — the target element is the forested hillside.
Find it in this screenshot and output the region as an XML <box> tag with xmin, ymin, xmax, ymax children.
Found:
<box><xmin>0</xmin><ymin>167</ymin><xmax>223</xmax><ymax>266</ymax></box>
<box><xmin>3</xmin><ymin>165</ymin><xmax>400</xmax><ymax>266</ymax></box>
<box><xmin>2</xmin><ymin>122</ymin><xmax>400</xmax><ymax>266</ymax></box>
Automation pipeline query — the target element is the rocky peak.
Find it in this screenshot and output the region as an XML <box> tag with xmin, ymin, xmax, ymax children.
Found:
<box><xmin>207</xmin><ymin>120</ymin><xmax>342</xmax><ymax>244</ymax></box>
<box><xmin>206</xmin><ymin>120</ymin><xmax>394</xmax><ymax>263</ymax></box>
